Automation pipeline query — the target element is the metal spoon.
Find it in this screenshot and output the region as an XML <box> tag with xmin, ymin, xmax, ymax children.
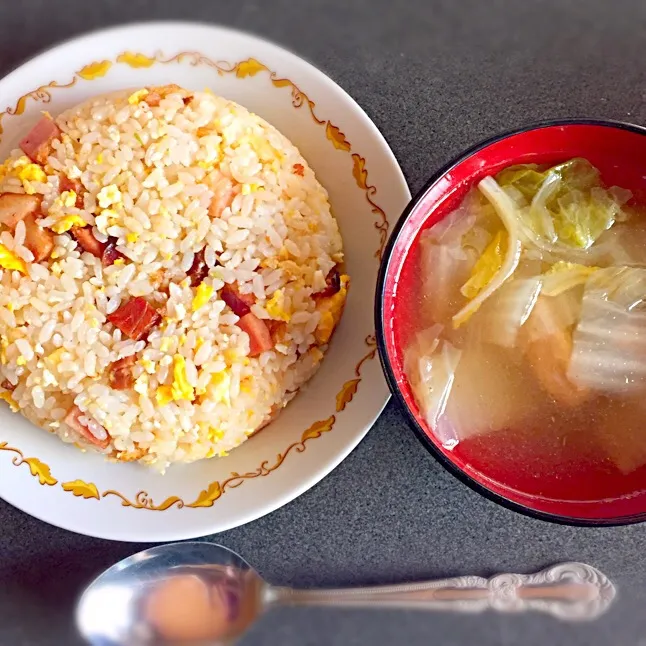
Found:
<box><xmin>77</xmin><ymin>542</ymin><xmax>615</xmax><ymax>645</ymax></box>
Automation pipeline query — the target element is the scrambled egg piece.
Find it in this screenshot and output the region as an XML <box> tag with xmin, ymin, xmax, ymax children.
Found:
<box><xmin>0</xmin><ymin>335</ymin><xmax>8</xmax><ymax>364</ymax></box>
<box><xmin>241</xmin><ymin>183</ymin><xmax>261</xmax><ymax>195</ymax></box>
<box><xmin>101</xmin><ymin>208</ymin><xmax>119</xmax><ymax>220</ymax></box>
<box><xmin>0</xmin><ymin>244</ymin><xmax>26</xmax><ymax>274</ymax></box>
<box><xmin>239</xmin><ymin>377</ymin><xmax>254</xmax><ymax>394</ymax></box>
<box><xmin>133</xmin><ymin>373</ymin><xmax>149</xmax><ymax>396</ymax></box>
<box><xmin>44</xmin><ymin>348</ymin><xmax>66</xmax><ymax>371</ymax></box>
<box><xmin>155</xmin><ymin>385</ymin><xmax>174</xmax><ymax>406</ymax></box>
<box><xmin>197</xmin><ymin>371</ymin><xmax>230</xmax><ymax>404</ymax></box>
<box><xmin>126</xmin><ymin>232</ymin><xmax>139</xmax><ymax>244</ymax></box>
<box><xmin>18</xmin><ymin>164</ymin><xmax>47</xmax><ymax>194</ymax></box>
<box><xmin>128</xmin><ymin>89</ymin><xmax>149</xmax><ymax>105</ymax></box>
<box><xmin>315</xmin><ymin>275</ymin><xmax>349</xmax><ymax>344</ymax></box>
<box><xmin>159</xmin><ymin>337</ymin><xmax>173</xmax><ymax>353</ymax></box>
<box><xmin>140</xmin><ymin>357</ymin><xmax>155</xmax><ymax>374</ymax></box>
<box><xmin>154</xmin><ymin>355</ymin><xmax>197</xmax><ymax>404</ymax></box>
<box><xmin>59</xmin><ymin>190</ymin><xmax>77</xmax><ymax>207</ymax></box>
<box><xmin>16</xmin><ymin>356</ymin><xmax>26</xmax><ymax>366</ymax></box>
<box><xmin>223</xmin><ymin>348</ymin><xmax>243</xmax><ymax>365</ymax></box>
<box><xmin>209</xmin><ymin>427</ymin><xmax>225</xmax><ymax>441</ymax></box>
<box><xmin>97</xmin><ymin>184</ymin><xmax>122</xmax><ymax>209</ymax></box>
<box><xmin>0</xmin><ymin>391</ymin><xmax>18</xmax><ymax>412</ymax></box>
<box><xmin>171</xmin><ymin>354</ymin><xmax>195</xmax><ymax>401</ymax></box>
<box><xmin>51</xmin><ymin>215</ymin><xmax>85</xmax><ymax>234</ymax></box>
<box><xmin>192</xmin><ymin>283</ymin><xmax>213</xmax><ymax>312</ymax></box>
<box><xmin>266</xmin><ymin>289</ymin><xmax>291</xmax><ymax>322</ymax></box>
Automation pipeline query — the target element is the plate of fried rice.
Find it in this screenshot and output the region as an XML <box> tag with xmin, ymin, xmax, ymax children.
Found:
<box><xmin>0</xmin><ymin>22</ymin><xmax>409</xmax><ymax>540</ymax></box>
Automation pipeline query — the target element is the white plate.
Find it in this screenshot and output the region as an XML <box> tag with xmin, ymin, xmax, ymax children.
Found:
<box><xmin>0</xmin><ymin>22</ymin><xmax>410</xmax><ymax>541</ymax></box>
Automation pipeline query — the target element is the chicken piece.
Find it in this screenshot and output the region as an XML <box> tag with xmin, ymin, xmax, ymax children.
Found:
<box><xmin>314</xmin><ymin>274</ymin><xmax>349</xmax><ymax>345</ymax></box>
<box><xmin>64</xmin><ymin>405</ymin><xmax>110</xmax><ymax>449</ymax></box>
<box><xmin>108</xmin><ymin>355</ymin><xmax>136</xmax><ymax>390</ymax></box>
<box><xmin>19</xmin><ymin>115</ymin><xmax>61</xmax><ymax>164</ymax></box>
<box><xmin>521</xmin><ymin>296</ymin><xmax>589</xmax><ymax>407</ymax></box>
<box><xmin>71</xmin><ymin>226</ymin><xmax>106</xmax><ymax>258</ymax></box>
<box><xmin>208</xmin><ymin>179</ymin><xmax>235</xmax><ymax>219</ymax></box>
<box><xmin>107</xmin><ymin>297</ymin><xmax>161</xmax><ymax>341</ymax></box>
<box><xmin>143</xmin><ymin>84</ymin><xmax>193</xmax><ymax>107</ymax></box>
<box><xmin>0</xmin><ymin>193</ymin><xmax>40</xmax><ymax>230</ymax></box>
<box><xmin>237</xmin><ymin>313</ymin><xmax>274</xmax><ymax>357</ymax></box>
<box><xmin>23</xmin><ymin>214</ymin><xmax>54</xmax><ymax>261</ymax></box>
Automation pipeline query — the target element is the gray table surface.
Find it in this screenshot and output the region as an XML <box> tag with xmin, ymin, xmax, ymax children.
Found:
<box><xmin>1</xmin><ymin>1</ymin><xmax>646</xmax><ymax>644</ymax></box>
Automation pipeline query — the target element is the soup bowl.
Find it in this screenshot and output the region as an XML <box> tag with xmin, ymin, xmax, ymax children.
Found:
<box><xmin>376</xmin><ymin>119</ymin><xmax>646</xmax><ymax>525</ymax></box>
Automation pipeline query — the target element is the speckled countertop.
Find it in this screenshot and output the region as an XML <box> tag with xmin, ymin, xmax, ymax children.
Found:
<box><xmin>1</xmin><ymin>1</ymin><xmax>646</xmax><ymax>645</ymax></box>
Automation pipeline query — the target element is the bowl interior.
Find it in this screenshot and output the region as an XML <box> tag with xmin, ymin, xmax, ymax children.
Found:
<box><xmin>381</xmin><ymin>121</ymin><xmax>646</xmax><ymax>524</ymax></box>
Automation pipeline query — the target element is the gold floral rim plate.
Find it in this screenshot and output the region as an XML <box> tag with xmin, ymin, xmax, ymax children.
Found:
<box><xmin>0</xmin><ymin>22</ymin><xmax>410</xmax><ymax>541</ymax></box>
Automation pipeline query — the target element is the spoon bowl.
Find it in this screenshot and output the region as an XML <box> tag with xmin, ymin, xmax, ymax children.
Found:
<box><xmin>77</xmin><ymin>541</ymin><xmax>616</xmax><ymax>645</ymax></box>
<box><xmin>77</xmin><ymin>542</ymin><xmax>265</xmax><ymax>645</ymax></box>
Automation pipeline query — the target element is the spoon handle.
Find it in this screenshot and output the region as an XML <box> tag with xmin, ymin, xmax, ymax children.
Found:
<box><xmin>271</xmin><ymin>562</ymin><xmax>615</xmax><ymax>621</ymax></box>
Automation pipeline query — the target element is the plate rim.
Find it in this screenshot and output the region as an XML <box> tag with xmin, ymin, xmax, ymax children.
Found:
<box><xmin>0</xmin><ymin>20</ymin><xmax>410</xmax><ymax>541</ymax></box>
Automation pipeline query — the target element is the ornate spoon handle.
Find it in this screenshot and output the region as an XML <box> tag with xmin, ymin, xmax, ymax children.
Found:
<box><xmin>271</xmin><ymin>562</ymin><xmax>615</xmax><ymax>621</ymax></box>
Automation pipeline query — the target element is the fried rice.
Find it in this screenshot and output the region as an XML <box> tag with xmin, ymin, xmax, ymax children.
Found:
<box><xmin>0</xmin><ymin>85</ymin><xmax>348</xmax><ymax>469</ymax></box>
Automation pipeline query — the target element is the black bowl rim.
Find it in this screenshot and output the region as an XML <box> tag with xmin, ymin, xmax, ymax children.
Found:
<box><xmin>375</xmin><ymin>118</ymin><xmax>646</xmax><ymax>527</ymax></box>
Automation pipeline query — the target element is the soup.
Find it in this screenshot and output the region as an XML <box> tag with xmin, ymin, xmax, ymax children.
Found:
<box><xmin>403</xmin><ymin>158</ymin><xmax>646</xmax><ymax>504</ymax></box>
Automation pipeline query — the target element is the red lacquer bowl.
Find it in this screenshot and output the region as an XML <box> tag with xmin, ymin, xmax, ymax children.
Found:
<box><xmin>376</xmin><ymin>120</ymin><xmax>646</xmax><ymax>525</ymax></box>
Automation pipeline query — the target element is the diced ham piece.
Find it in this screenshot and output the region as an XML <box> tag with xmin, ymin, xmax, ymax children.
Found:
<box><xmin>23</xmin><ymin>214</ymin><xmax>54</xmax><ymax>261</ymax></box>
<box><xmin>0</xmin><ymin>193</ymin><xmax>40</xmax><ymax>230</ymax></box>
<box><xmin>107</xmin><ymin>297</ymin><xmax>161</xmax><ymax>341</ymax></box>
<box><xmin>1</xmin><ymin>379</ymin><xmax>15</xmax><ymax>391</ymax></box>
<box><xmin>237</xmin><ymin>313</ymin><xmax>274</xmax><ymax>357</ymax></box>
<box><xmin>59</xmin><ymin>175</ymin><xmax>85</xmax><ymax>207</ymax></box>
<box><xmin>221</xmin><ymin>284</ymin><xmax>255</xmax><ymax>317</ymax></box>
<box><xmin>71</xmin><ymin>226</ymin><xmax>106</xmax><ymax>258</ymax></box>
<box><xmin>313</xmin><ymin>267</ymin><xmax>341</xmax><ymax>300</ymax></box>
<box><xmin>64</xmin><ymin>405</ymin><xmax>110</xmax><ymax>449</ymax></box>
<box><xmin>108</xmin><ymin>355</ymin><xmax>136</xmax><ymax>390</ymax></box>
<box><xmin>20</xmin><ymin>115</ymin><xmax>61</xmax><ymax>164</ymax></box>
<box><xmin>208</xmin><ymin>179</ymin><xmax>235</xmax><ymax>219</ymax></box>
<box><xmin>102</xmin><ymin>237</ymin><xmax>125</xmax><ymax>266</ymax></box>
<box><xmin>187</xmin><ymin>248</ymin><xmax>209</xmax><ymax>286</ymax></box>
<box><xmin>266</xmin><ymin>319</ymin><xmax>287</xmax><ymax>344</ymax></box>
<box><xmin>144</xmin><ymin>84</ymin><xmax>193</xmax><ymax>107</ymax></box>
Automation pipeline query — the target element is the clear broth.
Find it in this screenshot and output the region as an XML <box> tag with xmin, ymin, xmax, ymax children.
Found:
<box><xmin>401</xmin><ymin>172</ymin><xmax>646</xmax><ymax>505</ymax></box>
